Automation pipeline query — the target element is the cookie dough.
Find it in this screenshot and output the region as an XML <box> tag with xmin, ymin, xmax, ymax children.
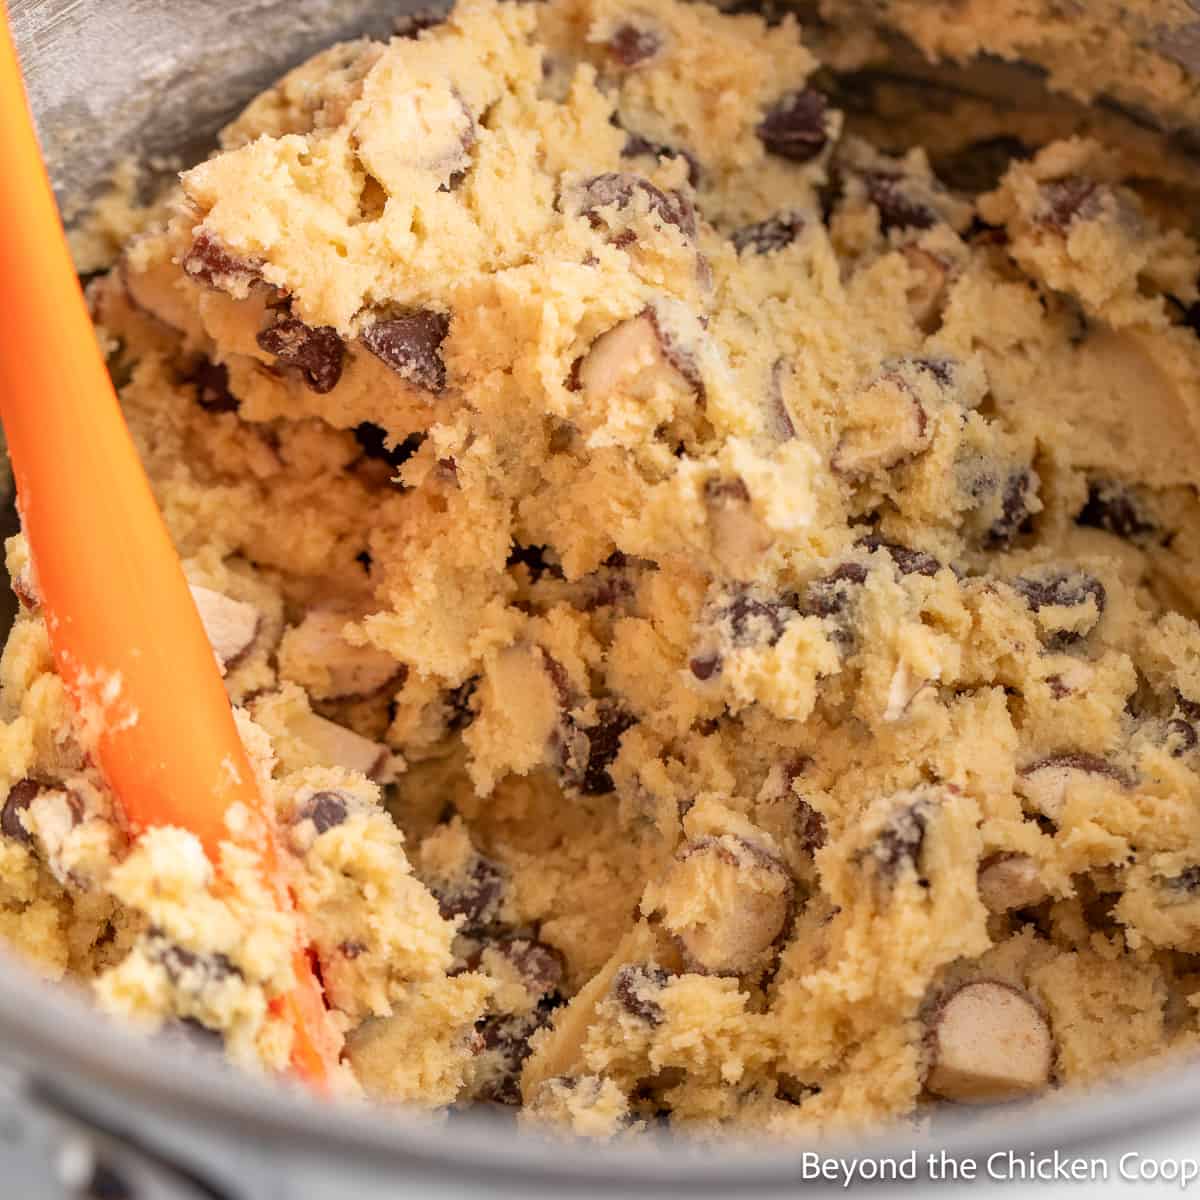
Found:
<box><xmin>5</xmin><ymin>0</ymin><xmax>1200</xmax><ymax>1140</ymax></box>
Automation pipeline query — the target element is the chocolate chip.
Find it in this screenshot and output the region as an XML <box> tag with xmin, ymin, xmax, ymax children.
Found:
<box><xmin>353</xmin><ymin>423</ymin><xmax>424</xmax><ymax>470</ymax></box>
<box><xmin>986</xmin><ymin>468</ymin><xmax>1038</xmax><ymax>547</ymax></box>
<box><xmin>1039</xmin><ymin>178</ymin><xmax>1100</xmax><ymax>232</ymax></box>
<box><xmin>488</xmin><ymin>937</ymin><xmax>565</xmax><ymax>997</ymax></box>
<box><xmin>608</xmin><ymin>23</ymin><xmax>661</xmax><ymax>66</ymax></box>
<box><xmin>147</xmin><ymin>928</ymin><xmax>241</xmax><ymax>988</ymax></box>
<box><xmin>507</xmin><ymin>543</ymin><xmax>565</xmax><ymax>583</ymax></box>
<box><xmin>446</xmin><ymin>677</ymin><xmax>479</xmax><ymax>734</ymax></box>
<box><xmin>863</xmin><ymin>171</ymin><xmax>938</xmax><ymax>233</ymax></box>
<box><xmin>574</xmin><ymin>173</ymin><xmax>695</xmax><ymax>239</ymax></box>
<box><xmin>620</xmin><ymin>132</ymin><xmax>701</xmax><ymax>187</ymax></box>
<box><xmin>1020</xmin><ymin>752</ymin><xmax>1130</xmax><ymax>786</ymax></box>
<box><xmin>393</xmin><ymin>6</ymin><xmax>446</xmax><ymax>36</ymax></box>
<box><xmin>731</xmin><ymin>214</ymin><xmax>804</xmax><ymax>255</ymax></box>
<box><xmin>757</xmin><ymin>89</ymin><xmax>830</xmax><ymax>163</ymax></box>
<box><xmin>1</xmin><ymin>779</ymin><xmax>41</xmax><ymax>844</ymax></box>
<box><xmin>298</xmin><ymin>790</ymin><xmax>349</xmax><ymax>835</ymax></box>
<box><xmin>256</xmin><ymin>314</ymin><xmax>345</xmax><ymax>394</ymax></box>
<box><xmin>360</xmin><ymin>310</ymin><xmax>451</xmax><ymax>393</ymax></box>
<box><xmin>430</xmin><ymin>853</ymin><xmax>506</xmax><ymax>931</ymax></box>
<box><xmin>1178</xmin><ymin>692</ymin><xmax>1200</xmax><ymax>722</ymax></box>
<box><xmin>862</xmin><ymin>795</ymin><xmax>933</xmax><ymax>883</ymax></box>
<box><xmin>690</xmin><ymin>654</ymin><xmax>720</xmax><ymax>681</ymax></box>
<box><xmin>1013</xmin><ymin>570</ymin><xmax>1106</xmax><ymax>618</ymax></box>
<box><xmin>181</xmin><ymin>231</ymin><xmax>261</xmax><ymax>289</ymax></box>
<box><xmin>799</xmin><ymin>562</ymin><xmax>868</xmax><ymax>619</ymax></box>
<box><xmin>189</xmin><ymin>359</ymin><xmax>239</xmax><ymax>413</ymax></box>
<box><xmin>475</xmin><ymin>1003</ymin><xmax>558</xmax><ymax>1104</ymax></box>
<box><xmin>795</xmin><ymin>799</ymin><xmax>827</xmax><ymax>853</ymax></box>
<box><xmin>1164</xmin><ymin>865</ymin><xmax>1200</xmax><ymax>893</ymax></box>
<box><xmin>857</xmin><ymin>535</ymin><xmax>940</xmax><ymax>577</ymax></box>
<box><xmin>1076</xmin><ymin>478</ymin><xmax>1159</xmax><ymax>543</ymax></box>
<box><xmin>612</xmin><ymin>963</ymin><xmax>671</xmax><ymax>1025</ymax></box>
<box><xmin>1165</xmin><ymin>717</ymin><xmax>1198</xmax><ymax>757</ymax></box>
<box><xmin>572</xmin><ymin>701</ymin><xmax>636</xmax><ymax>796</ymax></box>
<box><xmin>934</xmin><ymin>136</ymin><xmax>1033</xmax><ymax>195</ymax></box>
<box><xmin>719</xmin><ymin>585</ymin><xmax>799</xmax><ymax>646</ymax></box>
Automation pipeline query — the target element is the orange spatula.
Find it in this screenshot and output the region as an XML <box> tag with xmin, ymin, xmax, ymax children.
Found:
<box><xmin>0</xmin><ymin>8</ymin><xmax>336</xmax><ymax>1085</ymax></box>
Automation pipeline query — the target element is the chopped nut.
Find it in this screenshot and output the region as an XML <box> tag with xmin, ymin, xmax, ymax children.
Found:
<box><xmin>279</xmin><ymin>610</ymin><xmax>401</xmax><ymax>701</ymax></box>
<box><xmin>1017</xmin><ymin>753</ymin><xmax>1130</xmax><ymax>821</ymax></box>
<box><xmin>612</xmin><ymin>963</ymin><xmax>672</xmax><ymax>1025</ymax></box>
<box><xmin>188</xmin><ymin>585</ymin><xmax>261</xmax><ymax>673</ymax></box>
<box><xmin>577</xmin><ymin>309</ymin><xmax>699</xmax><ymax>403</ymax></box>
<box><xmin>659</xmin><ymin>836</ymin><xmax>792</xmax><ymax>975</ymax></box>
<box><xmin>901</xmin><ymin>245</ymin><xmax>950</xmax><ymax>333</ymax></box>
<box><xmin>704</xmin><ymin>477</ymin><xmax>773</xmax><ymax>577</ymax></box>
<box><xmin>925</xmin><ymin>980</ymin><xmax>1052</xmax><ymax>1103</ymax></box>
<box><xmin>977</xmin><ymin>853</ymin><xmax>1048</xmax><ymax>913</ymax></box>
<box><xmin>832</xmin><ymin>372</ymin><xmax>929</xmax><ymax>479</ymax></box>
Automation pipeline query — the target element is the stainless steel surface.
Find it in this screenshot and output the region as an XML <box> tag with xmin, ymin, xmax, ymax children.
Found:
<box><xmin>4</xmin><ymin>0</ymin><xmax>1200</xmax><ymax>1194</ymax></box>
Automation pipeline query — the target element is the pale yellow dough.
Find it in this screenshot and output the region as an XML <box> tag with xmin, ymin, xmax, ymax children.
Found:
<box><xmin>5</xmin><ymin>0</ymin><xmax>1200</xmax><ymax>1140</ymax></box>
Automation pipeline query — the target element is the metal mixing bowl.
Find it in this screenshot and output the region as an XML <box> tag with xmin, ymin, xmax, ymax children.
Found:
<box><xmin>5</xmin><ymin>3</ymin><xmax>1200</xmax><ymax>1196</ymax></box>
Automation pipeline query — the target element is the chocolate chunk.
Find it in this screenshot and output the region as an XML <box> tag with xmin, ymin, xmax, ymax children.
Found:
<box><xmin>620</xmin><ymin>131</ymin><xmax>702</xmax><ymax>187</ymax></box>
<box><xmin>298</xmin><ymin>790</ymin><xmax>349</xmax><ymax>835</ymax></box>
<box><xmin>690</xmin><ymin>653</ymin><xmax>720</xmax><ymax>681</ymax></box>
<box><xmin>181</xmin><ymin>231</ymin><xmax>261</xmax><ymax>290</ymax></box>
<box><xmin>574</xmin><ymin>173</ymin><xmax>695</xmax><ymax>239</ymax></box>
<box><xmin>1</xmin><ymin>778</ymin><xmax>41</xmax><ymax>845</ymax></box>
<box><xmin>863</xmin><ymin>171</ymin><xmax>938</xmax><ymax>233</ymax></box>
<box><xmin>799</xmin><ymin>562</ymin><xmax>869</xmax><ymax>619</ymax></box>
<box><xmin>934</xmin><ymin>136</ymin><xmax>1033</xmax><ymax>195</ymax></box>
<box><xmin>1039</xmin><ymin>177</ymin><xmax>1100</xmax><ymax>233</ymax></box>
<box><xmin>573</xmin><ymin>701</ymin><xmax>636</xmax><ymax>796</ymax></box>
<box><xmin>612</xmin><ymin>963</ymin><xmax>672</xmax><ymax>1025</ymax></box>
<box><xmin>1076</xmin><ymin>478</ymin><xmax>1159</xmax><ymax>543</ymax></box>
<box><xmin>430</xmin><ymin>853</ymin><xmax>506</xmax><ymax>931</ymax></box>
<box><xmin>608</xmin><ymin>23</ymin><xmax>661</xmax><ymax>66</ymax></box>
<box><xmin>353</xmin><ymin>423</ymin><xmax>424</xmax><ymax>470</ymax></box>
<box><xmin>731</xmin><ymin>214</ymin><xmax>804</xmax><ymax>256</ymax></box>
<box><xmin>257</xmin><ymin>314</ymin><xmax>345</xmax><ymax>394</ymax></box>
<box><xmin>393</xmin><ymin>6</ymin><xmax>446</xmax><ymax>36</ymax></box>
<box><xmin>189</xmin><ymin>359</ymin><xmax>239</xmax><ymax>414</ymax></box>
<box><xmin>445</xmin><ymin>676</ymin><xmax>479</xmax><ymax>733</ymax></box>
<box><xmin>757</xmin><ymin>89</ymin><xmax>830</xmax><ymax>163</ymax></box>
<box><xmin>360</xmin><ymin>310</ymin><xmax>451</xmax><ymax>393</ymax></box>
<box><xmin>507</xmin><ymin>543</ymin><xmax>565</xmax><ymax>583</ymax></box>
<box><xmin>986</xmin><ymin>468</ymin><xmax>1038</xmax><ymax>547</ymax></box>
<box><xmin>857</xmin><ymin>535</ymin><xmax>940</xmax><ymax>577</ymax></box>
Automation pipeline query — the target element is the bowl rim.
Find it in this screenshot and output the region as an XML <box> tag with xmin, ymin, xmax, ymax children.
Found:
<box><xmin>2</xmin><ymin>952</ymin><xmax>1198</xmax><ymax>1190</ymax></box>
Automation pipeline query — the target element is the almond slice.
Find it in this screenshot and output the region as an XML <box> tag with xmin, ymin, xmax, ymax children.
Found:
<box><xmin>925</xmin><ymin>980</ymin><xmax>1052</xmax><ymax>1103</ymax></box>
<box><xmin>188</xmin><ymin>585</ymin><xmax>261</xmax><ymax>673</ymax></box>
<box><xmin>278</xmin><ymin>610</ymin><xmax>402</xmax><ymax>701</ymax></box>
